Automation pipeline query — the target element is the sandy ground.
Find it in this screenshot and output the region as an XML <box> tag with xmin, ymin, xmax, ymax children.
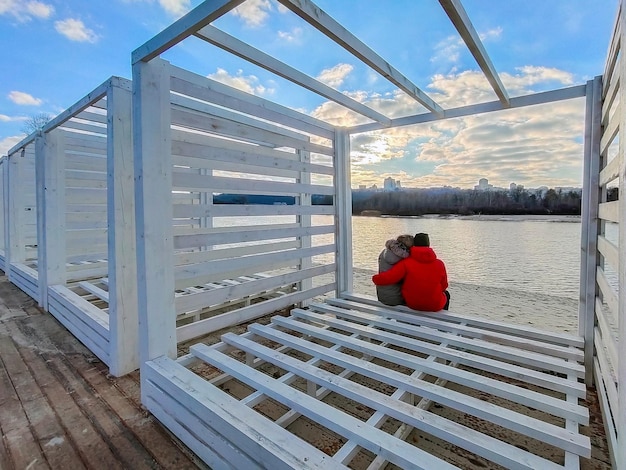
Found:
<box><xmin>349</xmin><ymin>267</ymin><xmax>581</xmax><ymax>335</ymax></box>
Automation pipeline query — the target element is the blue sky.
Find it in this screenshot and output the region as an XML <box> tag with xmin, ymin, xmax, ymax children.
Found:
<box><xmin>0</xmin><ymin>0</ymin><xmax>619</xmax><ymax>189</ymax></box>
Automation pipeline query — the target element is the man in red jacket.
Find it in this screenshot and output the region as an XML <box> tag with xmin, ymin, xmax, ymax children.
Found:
<box><xmin>372</xmin><ymin>232</ymin><xmax>450</xmax><ymax>312</ymax></box>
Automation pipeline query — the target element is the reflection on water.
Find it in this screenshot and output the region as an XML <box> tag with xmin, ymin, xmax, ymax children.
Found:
<box><xmin>348</xmin><ymin>215</ymin><xmax>583</xmax><ymax>299</ymax></box>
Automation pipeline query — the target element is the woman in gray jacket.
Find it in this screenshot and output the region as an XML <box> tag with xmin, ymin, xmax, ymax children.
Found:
<box><xmin>376</xmin><ymin>234</ymin><xmax>414</xmax><ymax>306</ymax></box>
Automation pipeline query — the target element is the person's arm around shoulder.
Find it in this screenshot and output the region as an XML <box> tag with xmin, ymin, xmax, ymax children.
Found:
<box><xmin>372</xmin><ymin>259</ymin><xmax>407</xmax><ymax>285</ymax></box>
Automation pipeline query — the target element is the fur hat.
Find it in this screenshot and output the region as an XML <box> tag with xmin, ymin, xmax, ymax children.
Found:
<box><xmin>414</xmin><ymin>232</ymin><xmax>430</xmax><ymax>247</ymax></box>
<box><xmin>396</xmin><ymin>234</ymin><xmax>414</xmax><ymax>248</ymax></box>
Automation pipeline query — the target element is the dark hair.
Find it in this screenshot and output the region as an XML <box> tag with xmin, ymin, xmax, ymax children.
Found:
<box><xmin>413</xmin><ymin>232</ymin><xmax>430</xmax><ymax>247</ymax></box>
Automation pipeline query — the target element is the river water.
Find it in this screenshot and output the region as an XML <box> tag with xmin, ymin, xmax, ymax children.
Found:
<box><xmin>346</xmin><ymin>215</ymin><xmax>584</xmax><ymax>299</ymax></box>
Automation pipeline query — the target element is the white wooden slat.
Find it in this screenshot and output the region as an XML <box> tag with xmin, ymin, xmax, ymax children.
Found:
<box><xmin>75</xmin><ymin>109</ymin><xmax>108</xmax><ymax>125</ymax></box>
<box><xmin>596</xmin><ymin>267</ymin><xmax>619</xmax><ymax>316</ymax></box>
<box><xmin>171</xmin><ymin>138</ymin><xmax>335</xmax><ymax>176</ymax></box>
<box><xmin>175</xmin><ymin>283</ymin><xmax>334</xmax><ymax>342</ymax></box>
<box><xmin>599</xmin><ymin>155</ymin><xmax>620</xmax><ymax>186</ymax></box>
<box><xmin>598</xmin><ymin>200</ymin><xmax>619</xmax><ymax>222</ymax></box>
<box><xmin>342</xmin><ymin>292</ymin><xmax>584</xmax><ymax>347</ymax></box>
<box><xmin>66</xmin><ymin>242</ymin><xmax>107</xmax><ymax>257</ymax></box>
<box><xmin>173</xmin><ymin>203</ymin><xmax>334</xmax><ymax>220</ymax></box>
<box><xmin>174</xmin><ymin>244</ymin><xmax>334</xmax><ymax>284</ymax></box>
<box><xmin>78</xmin><ymin>281</ymin><xmax>109</xmax><ymax>302</ymax></box>
<box><xmin>174</xmin><ymin>223</ymin><xmax>333</xmax><ymax>250</ymax></box>
<box><xmin>595</xmin><ymin>297</ymin><xmax>619</xmax><ymax>372</ymax></box>
<box><xmin>601</xmin><ymin>64</ymin><xmax>619</xmax><ymax>126</ymax></box>
<box><xmin>65</xmin><ymin>169</ymin><xmax>107</xmax><ymax>181</ymax></box>
<box><xmin>287</xmin><ymin>309</ymin><xmax>586</xmax><ymax>396</ymax></box>
<box><xmin>593</xmin><ymin>358</ymin><xmax>619</xmax><ymax>470</ymax></box>
<box><xmin>145</xmin><ymin>356</ymin><xmax>345</xmax><ymax>469</ymax></box>
<box><xmin>602</xmin><ymin>3</ymin><xmax>621</xmax><ymax>88</ymax></box>
<box><xmin>171</xmin><ymin>107</ymin><xmax>333</xmax><ymax>157</ymax></box>
<box><xmin>47</xmin><ymin>295</ymin><xmax>110</xmax><ymax>364</ymax></box>
<box><xmin>195</xmin><ymin>25</ymin><xmax>391</xmax><ymax>126</ymax></box>
<box><xmin>66</xmin><ymin>188</ymin><xmax>107</xmax><ymax>204</ymax></box>
<box><xmin>594</xmin><ymin>330</ymin><xmax>619</xmax><ymax>444</ymax></box>
<box><xmin>597</xmin><ymin>235</ymin><xmax>619</xmax><ymax>271</ymax></box>
<box><xmin>272</xmin><ymin>313</ymin><xmax>588</xmax><ymax>418</ymax></box>
<box><xmin>60</xmin><ymin>119</ymin><xmax>107</xmax><ymax>136</ymax></box>
<box><xmin>310</xmin><ymin>303</ymin><xmax>584</xmax><ymax>373</ymax></box>
<box><xmin>171</xmin><ymin>93</ymin><xmax>311</xmax><ymax>142</ymax></box>
<box><xmin>328</xmin><ymin>298</ymin><xmax>582</xmax><ymax>361</ymax></box>
<box><xmin>175</xmin><ymin>264</ymin><xmax>333</xmax><ymax>314</ymax></box>
<box><xmin>48</xmin><ymin>285</ymin><xmax>109</xmax><ymax>335</ymax></box>
<box><xmin>171</xmin><ymin>172</ymin><xmax>335</xmax><ymax>196</ymax></box>
<box><xmin>245</xmin><ymin>323</ymin><xmax>587</xmax><ymax>450</ymax></box>
<box><xmin>169</xmin><ymin>65</ymin><xmax>334</xmax><ymax>139</ymax></box>
<box><xmin>194</xmin><ymin>341</ymin><xmax>569</xmax><ymax>469</ymax></box>
<box><xmin>174</xmin><ymin>240</ymin><xmax>301</xmax><ymax>266</ymax></box>
<box><xmin>600</xmin><ymin>102</ymin><xmax>620</xmax><ymax>156</ymax></box>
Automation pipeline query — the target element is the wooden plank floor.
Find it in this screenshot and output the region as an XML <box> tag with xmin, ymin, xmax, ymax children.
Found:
<box><xmin>0</xmin><ymin>273</ymin><xmax>207</xmax><ymax>470</ymax></box>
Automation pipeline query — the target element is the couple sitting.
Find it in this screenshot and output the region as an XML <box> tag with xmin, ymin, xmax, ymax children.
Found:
<box><xmin>372</xmin><ymin>232</ymin><xmax>450</xmax><ymax>312</ymax></box>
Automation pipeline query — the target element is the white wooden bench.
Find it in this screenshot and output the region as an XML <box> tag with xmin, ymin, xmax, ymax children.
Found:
<box><xmin>144</xmin><ymin>294</ymin><xmax>590</xmax><ymax>469</ymax></box>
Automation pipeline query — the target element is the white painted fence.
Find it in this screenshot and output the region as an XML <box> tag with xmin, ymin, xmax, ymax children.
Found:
<box><xmin>579</xmin><ymin>3</ymin><xmax>626</xmax><ymax>467</ymax></box>
<box><xmin>0</xmin><ymin>158</ymin><xmax>6</xmax><ymax>272</ymax></box>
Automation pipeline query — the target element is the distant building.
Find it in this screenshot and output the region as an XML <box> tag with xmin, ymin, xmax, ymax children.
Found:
<box><xmin>474</xmin><ymin>178</ymin><xmax>493</xmax><ymax>191</ymax></box>
<box><xmin>383</xmin><ymin>177</ymin><xmax>401</xmax><ymax>191</ymax></box>
<box><xmin>510</xmin><ymin>182</ymin><xmax>517</xmax><ymax>191</ymax></box>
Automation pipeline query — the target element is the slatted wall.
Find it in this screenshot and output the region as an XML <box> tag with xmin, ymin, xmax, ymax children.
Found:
<box><xmin>134</xmin><ymin>59</ymin><xmax>339</xmax><ymax>360</ymax></box>
<box><xmin>0</xmin><ymin>158</ymin><xmax>6</xmax><ymax>271</ymax></box>
<box><xmin>581</xmin><ymin>2</ymin><xmax>626</xmax><ymax>467</ymax></box>
<box><xmin>5</xmin><ymin>140</ymin><xmax>39</xmax><ymax>301</ymax></box>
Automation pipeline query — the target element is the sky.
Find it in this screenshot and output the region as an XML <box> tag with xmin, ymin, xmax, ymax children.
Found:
<box><xmin>0</xmin><ymin>0</ymin><xmax>620</xmax><ymax>190</ymax></box>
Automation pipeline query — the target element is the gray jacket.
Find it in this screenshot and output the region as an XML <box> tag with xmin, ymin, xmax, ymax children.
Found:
<box><xmin>376</xmin><ymin>239</ymin><xmax>410</xmax><ymax>306</ymax></box>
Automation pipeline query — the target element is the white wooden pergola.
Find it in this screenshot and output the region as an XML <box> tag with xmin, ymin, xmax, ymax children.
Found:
<box><xmin>128</xmin><ymin>0</ymin><xmax>623</xmax><ymax>468</ymax></box>
<box><xmin>0</xmin><ymin>0</ymin><xmax>623</xmax><ymax>468</ymax></box>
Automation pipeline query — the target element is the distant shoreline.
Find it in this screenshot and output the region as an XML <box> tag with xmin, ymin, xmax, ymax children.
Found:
<box><xmin>358</xmin><ymin>213</ymin><xmax>582</xmax><ymax>223</ymax></box>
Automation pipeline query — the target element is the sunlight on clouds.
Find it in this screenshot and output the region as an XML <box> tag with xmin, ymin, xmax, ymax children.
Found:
<box><xmin>207</xmin><ymin>68</ymin><xmax>274</xmax><ymax>96</ymax></box>
<box><xmin>0</xmin><ymin>0</ymin><xmax>53</xmax><ymax>21</ymax></box>
<box><xmin>159</xmin><ymin>0</ymin><xmax>190</xmax><ymax>17</ymax></box>
<box><xmin>55</xmin><ymin>18</ymin><xmax>98</xmax><ymax>43</ymax></box>
<box><xmin>0</xmin><ymin>135</ymin><xmax>26</xmax><ymax>156</ymax></box>
<box><xmin>8</xmin><ymin>91</ymin><xmax>42</xmax><ymax>106</ymax></box>
<box><xmin>232</xmin><ymin>0</ymin><xmax>273</xmax><ymax>27</ymax></box>
<box><xmin>316</xmin><ymin>63</ymin><xmax>353</xmax><ymax>88</ymax></box>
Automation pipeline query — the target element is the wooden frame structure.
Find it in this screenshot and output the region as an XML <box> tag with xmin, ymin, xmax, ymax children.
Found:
<box><xmin>0</xmin><ymin>0</ymin><xmax>622</xmax><ymax>467</ymax></box>
<box><xmin>128</xmin><ymin>0</ymin><xmax>618</xmax><ymax>468</ymax></box>
<box><xmin>4</xmin><ymin>77</ymin><xmax>139</xmax><ymax>376</ymax></box>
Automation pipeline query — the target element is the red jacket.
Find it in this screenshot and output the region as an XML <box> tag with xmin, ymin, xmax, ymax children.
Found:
<box><xmin>372</xmin><ymin>246</ymin><xmax>448</xmax><ymax>312</ymax></box>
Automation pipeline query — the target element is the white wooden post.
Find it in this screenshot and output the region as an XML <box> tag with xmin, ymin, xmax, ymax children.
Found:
<box><xmin>334</xmin><ymin>129</ymin><xmax>353</xmax><ymax>295</ymax></box>
<box><xmin>36</xmin><ymin>129</ymin><xmax>67</xmax><ymax>310</ymax></box>
<box><xmin>0</xmin><ymin>159</ymin><xmax>7</xmax><ymax>268</ymax></box>
<box><xmin>133</xmin><ymin>58</ymin><xmax>176</xmax><ymax>376</ymax></box>
<box><xmin>107</xmin><ymin>79</ymin><xmax>139</xmax><ymax>376</ymax></box>
<box><xmin>7</xmin><ymin>150</ymin><xmax>26</xmax><ymax>275</ymax></box>
<box><xmin>617</xmin><ymin>1</ymin><xmax>626</xmax><ymax>464</ymax></box>
<box><xmin>580</xmin><ymin>77</ymin><xmax>602</xmax><ymax>385</ymax></box>
<box><xmin>298</xmin><ymin>147</ymin><xmax>312</xmax><ymax>306</ymax></box>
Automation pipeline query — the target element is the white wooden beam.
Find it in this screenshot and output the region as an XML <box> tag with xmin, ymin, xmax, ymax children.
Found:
<box><xmin>334</xmin><ymin>129</ymin><xmax>352</xmax><ymax>295</ymax></box>
<box><xmin>276</xmin><ymin>0</ymin><xmax>443</xmax><ymax>115</ymax></box>
<box><xmin>195</xmin><ymin>25</ymin><xmax>391</xmax><ymax>126</ymax></box>
<box><xmin>439</xmin><ymin>0</ymin><xmax>510</xmax><ymax>106</ymax></box>
<box><xmin>348</xmin><ymin>84</ymin><xmax>587</xmax><ymax>134</ymax></box>
<box><xmin>131</xmin><ymin>0</ymin><xmax>245</xmax><ymax>64</ymax></box>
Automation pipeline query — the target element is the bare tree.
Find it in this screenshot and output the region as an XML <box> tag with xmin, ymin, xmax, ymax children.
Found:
<box><xmin>21</xmin><ymin>113</ymin><xmax>52</xmax><ymax>135</ymax></box>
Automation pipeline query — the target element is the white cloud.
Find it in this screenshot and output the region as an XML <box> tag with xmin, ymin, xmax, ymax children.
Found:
<box><xmin>316</xmin><ymin>63</ymin><xmax>354</xmax><ymax>88</ymax></box>
<box><xmin>232</xmin><ymin>0</ymin><xmax>272</xmax><ymax>27</ymax></box>
<box><xmin>207</xmin><ymin>68</ymin><xmax>274</xmax><ymax>96</ymax></box>
<box><xmin>0</xmin><ymin>114</ymin><xmax>27</xmax><ymax>122</ymax></box>
<box><xmin>159</xmin><ymin>0</ymin><xmax>190</xmax><ymax>17</ymax></box>
<box><xmin>277</xmin><ymin>26</ymin><xmax>303</xmax><ymax>43</ymax></box>
<box><xmin>0</xmin><ymin>135</ymin><xmax>26</xmax><ymax>156</ymax></box>
<box><xmin>55</xmin><ymin>18</ymin><xmax>98</xmax><ymax>43</ymax></box>
<box><xmin>0</xmin><ymin>0</ymin><xmax>54</xmax><ymax>21</ymax></box>
<box><xmin>8</xmin><ymin>91</ymin><xmax>42</xmax><ymax>106</ymax></box>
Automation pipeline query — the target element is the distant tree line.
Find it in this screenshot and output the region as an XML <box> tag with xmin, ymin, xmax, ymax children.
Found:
<box><xmin>213</xmin><ymin>186</ymin><xmax>619</xmax><ymax>216</ymax></box>
<box><xmin>352</xmin><ymin>187</ymin><xmax>586</xmax><ymax>216</ymax></box>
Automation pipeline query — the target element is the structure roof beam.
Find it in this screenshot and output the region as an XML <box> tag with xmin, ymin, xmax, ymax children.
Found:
<box><xmin>276</xmin><ymin>0</ymin><xmax>444</xmax><ymax>115</ymax></box>
<box><xmin>195</xmin><ymin>26</ymin><xmax>392</xmax><ymax>126</ymax></box>
<box><xmin>132</xmin><ymin>0</ymin><xmax>245</xmax><ymax>64</ymax></box>
<box><xmin>439</xmin><ymin>0</ymin><xmax>510</xmax><ymax>106</ymax></box>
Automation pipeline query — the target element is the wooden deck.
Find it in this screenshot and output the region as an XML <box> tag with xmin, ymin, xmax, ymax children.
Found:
<box><xmin>0</xmin><ymin>270</ymin><xmax>614</xmax><ymax>469</ymax></box>
<box><xmin>0</xmin><ymin>273</ymin><xmax>207</xmax><ymax>470</ymax></box>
